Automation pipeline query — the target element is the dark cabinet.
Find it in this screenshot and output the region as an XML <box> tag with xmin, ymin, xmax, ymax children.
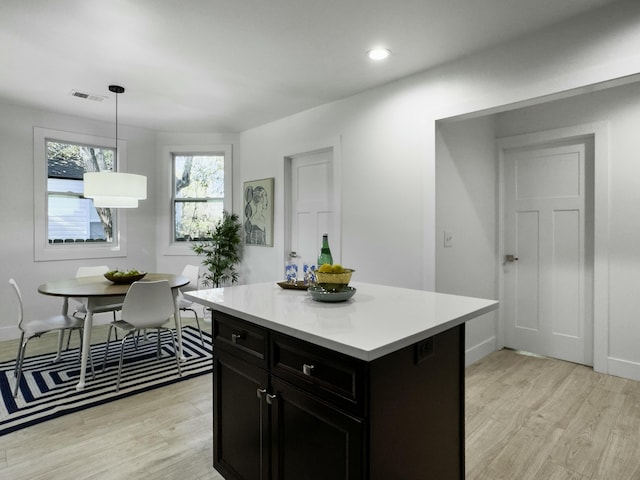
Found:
<box><xmin>212</xmin><ymin>310</ymin><xmax>465</xmax><ymax>480</ymax></box>
<box><xmin>269</xmin><ymin>376</ymin><xmax>363</xmax><ymax>480</ymax></box>
<box><xmin>213</xmin><ymin>351</ymin><xmax>269</xmax><ymax>480</ymax></box>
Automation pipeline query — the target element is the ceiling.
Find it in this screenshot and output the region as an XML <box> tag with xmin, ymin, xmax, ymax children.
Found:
<box><xmin>0</xmin><ymin>0</ymin><xmax>620</xmax><ymax>133</ymax></box>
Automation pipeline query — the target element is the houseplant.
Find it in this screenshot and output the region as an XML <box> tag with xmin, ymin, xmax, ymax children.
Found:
<box><xmin>192</xmin><ymin>211</ymin><xmax>242</xmax><ymax>288</ymax></box>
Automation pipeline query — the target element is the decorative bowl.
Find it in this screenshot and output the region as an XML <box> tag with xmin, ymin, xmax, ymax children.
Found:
<box><xmin>308</xmin><ymin>286</ymin><xmax>356</xmax><ymax>302</ymax></box>
<box><xmin>315</xmin><ymin>268</ymin><xmax>354</xmax><ymax>291</ymax></box>
<box><xmin>104</xmin><ymin>270</ymin><xmax>146</xmax><ymax>284</ymax></box>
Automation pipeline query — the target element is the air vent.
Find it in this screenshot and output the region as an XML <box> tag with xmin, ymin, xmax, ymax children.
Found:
<box><xmin>70</xmin><ymin>90</ymin><xmax>106</xmax><ymax>102</ymax></box>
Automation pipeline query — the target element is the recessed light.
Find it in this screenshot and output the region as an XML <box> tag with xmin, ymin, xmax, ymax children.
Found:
<box><xmin>367</xmin><ymin>48</ymin><xmax>391</xmax><ymax>61</ymax></box>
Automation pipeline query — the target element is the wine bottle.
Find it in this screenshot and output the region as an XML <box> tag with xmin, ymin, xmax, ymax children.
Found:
<box><xmin>317</xmin><ymin>234</ymin><xmax>333</xmax><ymax>266</ymax></box>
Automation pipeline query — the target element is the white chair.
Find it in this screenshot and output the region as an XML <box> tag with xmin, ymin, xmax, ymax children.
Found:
<box><xmin>68</xmin><ymin>265</ymin><xmax>123</xmax><ymax>347</ymax></box>
<box><xmin>9</xmin><ymin>278</ymin><xmax>94</xmax><ymax>398</ymax></box>
<box><xmin>71</xmin><ymin>265</ymin><xmax>123</xmax><ymax>320</ymax></box>
<box><xmin>101</xmin><ymin>280</ymin><xmax>182</xmax><ymax>392</ymax></box>
<box><xmin>178</xmin><ymin>264</ymin><xmax>206</xmax><ymax>347</ymax></box>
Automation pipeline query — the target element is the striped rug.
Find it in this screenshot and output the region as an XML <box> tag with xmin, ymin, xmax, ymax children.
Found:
<box><xmin>0</xmin><ymin>326</ymin><xmax>212</xmax><ymax>436</ymax></box>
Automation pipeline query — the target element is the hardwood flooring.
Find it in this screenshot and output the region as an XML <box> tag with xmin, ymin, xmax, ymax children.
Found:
<box><xmin>2</xmin><ymin>324</ymin><xmax>639</xmax><ymax>479</ymax></box>
<box><xmin>465</xmin><ymin>349</ymin><xmax>640</xmax><ymax>480</ymax></box>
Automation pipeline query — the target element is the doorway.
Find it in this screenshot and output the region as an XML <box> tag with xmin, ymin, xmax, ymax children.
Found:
<box><xmin>497</xmin><ymin>122</ymin><xmax>609</xmax><ymax>373</ymax></box>
<box><xmin>285</xmin><ymin>145</ymin><xmax>341</xmax><ymax>268</ymax></box>
<box><xmin>502</xmin><ymin>138</ymin><xmax>594</xmax><ymax>365</ymax></box>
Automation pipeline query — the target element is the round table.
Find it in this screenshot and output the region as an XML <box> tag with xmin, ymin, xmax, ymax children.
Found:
<box><xmin>38</xmin><ymin>273</ymin><xmax>190</xmax><ymax>391</ymax></box>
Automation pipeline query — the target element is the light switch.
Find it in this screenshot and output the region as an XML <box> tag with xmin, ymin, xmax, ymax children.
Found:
<box><xmin>444</xmin><ymin>231</ymin><xmax>453</xmax><ymax>248</ymax></box>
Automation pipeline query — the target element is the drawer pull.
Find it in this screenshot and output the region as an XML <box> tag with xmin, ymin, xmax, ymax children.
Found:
<box><xmin>231</xmin><ymin>332</ymin><xmax>244</xmax><ymax>343</ymax></box>
<box><xmin>266</xmin><ymin>393</ymin><xmax>277</xmax><ymax>405</ymax></box>
<box><xmin>303</xmin><ymin>363</ymin><xmax>315</xmax><ymax>376</ymax></box>
<box><xmin>256</xmin><ymin>388</ymin><xmax>267</xmax><ymax>399</ymax></box>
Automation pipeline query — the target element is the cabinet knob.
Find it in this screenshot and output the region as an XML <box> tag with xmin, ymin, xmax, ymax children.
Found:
<box><xmin>231</xmin><ymin>332</ymin><xmax>244</xmax><ymax>343</ymax></box>
<box><xmin>266</xmin><ymin>393</ymin><xmax>277</xmax><ymax>405</ymax></box>
<box><xmin>303</xmin><ymin>363</ymin><xmax>315</xmax><ymax>376</ymax></box>
<box><xmin>256</xmin><ymin>388</ymin><xmax>267</xmax><ymax>399</ymax></box>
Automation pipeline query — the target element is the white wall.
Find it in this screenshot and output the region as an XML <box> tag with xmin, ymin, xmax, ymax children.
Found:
<box><xmin>435</xmin><ymin>116</ymin><xmax>498</xmax><ymax>365</ymax></box>
<box><xmin>237</xmin><ymin>0</ymin><xmax>640</xmax><ymax>375</ymax></box>
<box><xmin>0</xmin><ymin>102</ymin><xmax>158</xmax><ymax>340</ymax></box>
<box><xmin>240</xmin><ymin>92</ymin><xmax>432</xmax><ymax>289</ymax></box>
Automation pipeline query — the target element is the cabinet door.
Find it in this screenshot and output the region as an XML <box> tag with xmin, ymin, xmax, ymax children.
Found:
<box><xmin>269</xmin><ymin>377</ymin><xmax>364</xmax><ymax>480</ymax></box>
<box><xmin>214</xmin><ymin>351</ymin><xmax>269</xmax><ymax>480</ymax></box>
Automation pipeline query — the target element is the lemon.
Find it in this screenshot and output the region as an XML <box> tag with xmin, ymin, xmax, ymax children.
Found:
<box><xmin>331</xmin><ymin>264</ymin><xmax>344</xmax><ymax>273</ymax></box>
<box><xmin>318</xmin><ymin>264</ymin><xmax>333</xmax><ymax>273</ymax></box>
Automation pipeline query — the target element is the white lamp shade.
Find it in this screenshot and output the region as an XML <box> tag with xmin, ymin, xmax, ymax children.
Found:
<box><xmin>83</xmin><ymin>172</ymin><xmax>147</xmax><ymax>209</ymax></box>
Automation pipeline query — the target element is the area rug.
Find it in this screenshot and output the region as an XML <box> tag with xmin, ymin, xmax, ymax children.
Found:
<box><xmin>0</xmin><ymin>325</ymin><xmax>212</xmax><ymax>436</ymax></box>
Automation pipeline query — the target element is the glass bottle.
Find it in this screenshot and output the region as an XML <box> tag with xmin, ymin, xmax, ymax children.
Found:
<box><xmin>317</xmin><ymin>234</ymin><xmax>333</xmax><ymax>266</ymax></box>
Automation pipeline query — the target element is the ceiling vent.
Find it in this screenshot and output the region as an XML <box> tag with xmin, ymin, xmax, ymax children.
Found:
<box><xmin>70</xmin><ymin>90</ymin><xmax>106</xmax><ymax>102</ymax></box>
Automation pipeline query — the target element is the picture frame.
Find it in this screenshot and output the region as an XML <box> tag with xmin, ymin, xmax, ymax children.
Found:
<box><xmin>243</xmin><ymin>177</ymin><xmax>274</xmax><ymax>246</ymax></box>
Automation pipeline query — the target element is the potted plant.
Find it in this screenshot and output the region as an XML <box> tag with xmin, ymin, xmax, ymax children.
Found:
<box><xmin>192</xmin><ymin>211</ymin><xmax>242</xmax><ymax>288</ymax></box>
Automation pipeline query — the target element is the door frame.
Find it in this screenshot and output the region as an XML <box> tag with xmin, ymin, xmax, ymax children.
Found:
<box><xmin>497</xmin><ymin>122</ymin><xmax>610</xmax><ymax>374</ymax></box>
<box><xmin>283</xmin><ymin>136</ymin><xmax>343</xmax><ymax>265</ymax></box>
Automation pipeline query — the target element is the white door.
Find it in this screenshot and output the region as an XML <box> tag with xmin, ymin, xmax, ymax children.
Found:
<box><xmin>288</xmin><ymin>148</ymin><xmax>338</xmax><ymax>268</ymax></box>
<box><xmin>503</xmin><ymin>140</ymin><xmax>593</xmax><ymax>365</ymax></box>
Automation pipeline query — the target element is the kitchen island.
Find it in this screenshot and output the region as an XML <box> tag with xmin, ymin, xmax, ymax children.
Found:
<box><xmin>185</xmin><ymin>282</ymin><xmax>498</xmax><ymax>480</ymax></box>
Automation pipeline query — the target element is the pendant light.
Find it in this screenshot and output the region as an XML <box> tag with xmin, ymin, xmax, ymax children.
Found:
<box><xmin>83</xmin><ymin>85</ymin><xmax>147</xmax><ymax>208</ymax></box>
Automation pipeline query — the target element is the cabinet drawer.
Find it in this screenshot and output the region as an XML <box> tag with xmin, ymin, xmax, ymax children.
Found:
<box><xmin>213</xmin><ymin>311</ymin><xmax>268</xmax><ymax>367</ymax></box>
<box><xmin>271</xmin><ymin>333</ymin><xmax>366</xmax><ymax>415</ymax></box>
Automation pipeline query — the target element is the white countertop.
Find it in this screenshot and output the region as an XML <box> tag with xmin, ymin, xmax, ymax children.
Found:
<box><xmin>185</xmin><ymin>282</ymin><xmax>499</xmax><ymax>361</ymax></box>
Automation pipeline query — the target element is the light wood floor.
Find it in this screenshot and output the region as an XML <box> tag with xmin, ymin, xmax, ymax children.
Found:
<box><xmin>465</xmin><ymin>349</ymin><xmax>640</xmax><ymax>480</ymax></box>
<box><xmin>2</xmin><ymin>326</ymin><xmax>639</xmax><ymax>479</ymax></box>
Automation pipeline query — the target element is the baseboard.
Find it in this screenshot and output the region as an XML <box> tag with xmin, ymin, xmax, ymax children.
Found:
<box><xmin>465</xmin><ymin>336</ymin><xmax>497</xmax><ymax>367</ymax></box>
<box><xmin>607</xmin><ymin>356</ymin><xmax>640</xmax><ymax>381</ymax></box>
<box><xmin>0</xmin><ymin>325</ymin><xmax>18</xmax><ymax>343</ymax></box>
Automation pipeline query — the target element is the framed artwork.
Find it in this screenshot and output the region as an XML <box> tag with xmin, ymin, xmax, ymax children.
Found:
<box><xmin>243</xmin><ymin>177</ymin><xmax>274</xmax><ymax>246</ymax></box>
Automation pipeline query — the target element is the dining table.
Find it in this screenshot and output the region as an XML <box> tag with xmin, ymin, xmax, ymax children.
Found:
<box><xmin>38</xmin><ymin>272</ymin><xmax>190</xmax><ymax>391</ymax></box>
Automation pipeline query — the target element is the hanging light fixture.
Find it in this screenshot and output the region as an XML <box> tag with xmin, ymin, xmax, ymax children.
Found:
<box><xmin>83</xmin><ymin>85</ymin><xmax>147</xmax><ymax>208</ymax></box>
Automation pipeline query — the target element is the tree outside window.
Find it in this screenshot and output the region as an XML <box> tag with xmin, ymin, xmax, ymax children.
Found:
<box><xmin>173</xmin><ymin>154</ymin><xmax>225</xmax><ymax>241</ymax></box>
<box><xmin>47</xmin><ymin>140</ymin><xmax>115</xmax><ymax>243</ymax></box>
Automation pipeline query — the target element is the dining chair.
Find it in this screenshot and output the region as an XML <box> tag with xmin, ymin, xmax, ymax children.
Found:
<box><xmin>178</xmin><ymin>264</ymin><xmax>206</xmax><ymax>348</ymax></box>
<box><xmin>9</xmin><ymin>278</ymin><xmax>95</xmax><ymax>398</ymax></box>
<box><xmin>101</xmin><ymin>280</ymin><xmax>182</xmax><ymax>392</ymax></box>
<box><xmin>71</xmin><ymin>265</ymin><xmax>123</xmax><ymax>319</ymax></box>
<box><xmin>69</xmin><ymin>265</ymin><xmax>123</xmax><ymax>347</ymax></box>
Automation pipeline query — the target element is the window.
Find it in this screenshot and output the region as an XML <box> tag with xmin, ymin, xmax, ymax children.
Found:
<box><xmin>160</xmin><ymin>144</ymin><xmax>232</xmax><ymax>255</ymax></box>
<box><xmin>173</xmin><ymin>154</ymin><xmax>224</xmax><ymax>241</ymax></box>
<box><xmin>34</xmin><ymin>127</ymin><xmax>129</xmax><ymax>261</ymax></box>
<box><xmin>47</xmin><ymin>140</ymin><xmax>115</xmax><ymax>244</ymax></box>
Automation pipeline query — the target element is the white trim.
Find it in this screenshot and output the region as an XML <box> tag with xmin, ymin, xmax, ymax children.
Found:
<box><xmin>465</xmin><ymin>335</ymin><xmax>496</xmax><ymax>367</ymax></box>
<box><xmin>496</xmin><ymin>122</ymin><xmax>610</xmax><ymax>374</ymax></box>
<box><xmin>158</xmin><ymin>144</ymin><xmax>233</xmax><ymax>256</ymax></box>
<box><xmin>33</xmin><ymin>126</ymin><xmax>129</xmax><ymax>262</ymax></box>
<box><xmin>607</xmin><ymin>357</ymin><xmax>640</xmax><ymax>382</ymax></box>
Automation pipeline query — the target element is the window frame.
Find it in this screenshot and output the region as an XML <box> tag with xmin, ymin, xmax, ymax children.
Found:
<box><xmin>34</xmin><ymin>126</ymin><xmax>129</xmax><ymax>261</ymax></box>
<box><xmin>159</xmin><ymin>144</ymin><xmax>232</xmax><ymax>256</ymax></box>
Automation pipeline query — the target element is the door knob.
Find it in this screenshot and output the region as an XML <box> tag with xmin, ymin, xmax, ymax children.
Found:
<box><xmin>505</xmin><ymin>254</ymin><xmax>519</xmax><ymax>262</ymax></box>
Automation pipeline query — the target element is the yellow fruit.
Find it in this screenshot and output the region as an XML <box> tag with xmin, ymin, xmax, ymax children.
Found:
<box><xmin>331</xmin><ymin>264</ymin><xmax>344</xmax><ymax>273</ymax></box>
<box><xmin>318</xmin><ymin>264</ymin><xmax>333</xmax><ymax>273</ymax></box>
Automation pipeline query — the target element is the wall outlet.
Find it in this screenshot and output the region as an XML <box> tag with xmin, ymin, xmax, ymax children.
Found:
<box><xmin>444</xmin><ymin>231</ymin><xmax>453</xmax><ymax>248</ymax></box>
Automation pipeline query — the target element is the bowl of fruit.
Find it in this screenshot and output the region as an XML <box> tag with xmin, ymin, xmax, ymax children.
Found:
<box><xmin>104</xmin><ymin>269</ymin><xmax>146</xmax><ymax>284</ymax></box>
<box><xmin>315</xmin><ymin>264</ymin><xmax>354</xmax><ymax>291</ymax></box>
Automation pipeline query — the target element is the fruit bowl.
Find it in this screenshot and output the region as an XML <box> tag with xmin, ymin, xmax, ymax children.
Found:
<box><xmin>104</xmin><ymin>270</ymin><xmax>146</xmax><ymax>284</ymax></box>
<box><xmin>315</xmin><ymin>268</ymin><xmax>354</xmax><ymax>291</ymax></box>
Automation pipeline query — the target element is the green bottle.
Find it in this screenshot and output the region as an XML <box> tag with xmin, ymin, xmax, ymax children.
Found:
<box><xmin>317</xmin><ymin>234</ymin><xmax>333</xmax><ymax>266</ymax></box>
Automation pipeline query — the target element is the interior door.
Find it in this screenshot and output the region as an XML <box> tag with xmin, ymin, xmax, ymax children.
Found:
<box><xmin>288</xmin><ymin>148</ymin><xmax>337</xmax><ymax>268</ymax></box>
<box><xmin>503</xmin><ymin>140</ymin><xmax>593</xmax><ymax>365</ymax></box>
